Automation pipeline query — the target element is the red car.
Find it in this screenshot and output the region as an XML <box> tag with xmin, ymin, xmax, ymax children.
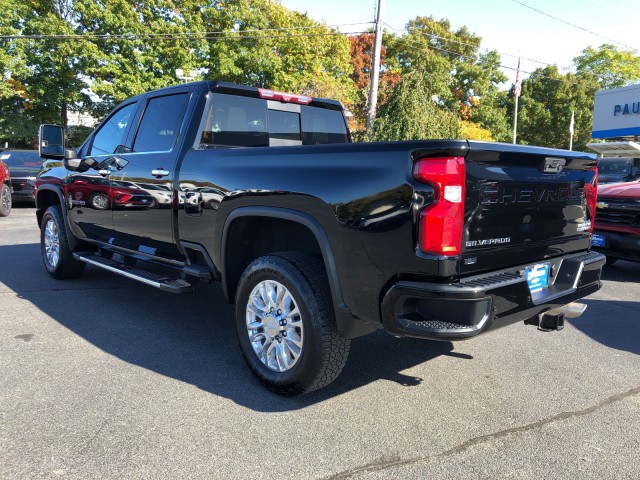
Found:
<box><xmin>68</xmin><ymin>175</ymin><xmax>155</xmax><ymax>210</ymax></box>
<box><xmin>0</xmin><ymin>158</ymin><xmax>11</xmax><ymax>217</ymax></box>
<box><xmin>592</xmin><ymin>181</ymin><xmax>640</xmax><ymax>265</ymax></box>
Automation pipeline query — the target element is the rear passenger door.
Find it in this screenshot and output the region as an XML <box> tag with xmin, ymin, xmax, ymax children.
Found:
<box><xmin>109</xmin><ymin>89</ymin><xmax>192</xmax><ymax>260</ymax></box>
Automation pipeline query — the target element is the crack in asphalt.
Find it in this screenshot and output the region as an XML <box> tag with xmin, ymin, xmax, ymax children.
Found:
<box><xmin>324</xmin><ymin>385</ymin><xmax>640</xmax><ymax>479</ymax></box>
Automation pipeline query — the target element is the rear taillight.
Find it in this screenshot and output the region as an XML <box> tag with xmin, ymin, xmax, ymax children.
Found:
<box><xmin>413</xmin><ymin>156</ymin><xmax>466</xmax><ymax>256</ymax></box>
<box><xmin>585</xmin><ymin>166</ymin><xmax>598</xmax><ymax>234</ymax></box>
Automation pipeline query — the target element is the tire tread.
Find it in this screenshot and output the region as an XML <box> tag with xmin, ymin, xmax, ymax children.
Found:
<box><xmin>236</xmin><ymin>251</ymin><xmax>350</xmax><ymax>395</ymax></box>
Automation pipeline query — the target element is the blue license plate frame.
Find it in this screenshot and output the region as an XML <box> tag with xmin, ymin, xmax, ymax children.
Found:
<box><xmin>525</xmin><ymin>263</ymin><xmax>550</xmax><ymax>293</ymax></box>
<box><xmin>591</xmin><ymin>233</ymin><xmax>606</xmax><ymax>247</ymax></box>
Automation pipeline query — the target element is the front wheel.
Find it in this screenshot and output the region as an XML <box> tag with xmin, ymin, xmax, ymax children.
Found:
<box><xmin>0</xmin><ymin>183</ymin><xmax>11</xmax><ymax>217</ymax></box>
<box><xmin>235</xmin><ymin>252</ymin><xmax>350</xmax><ymax>395</ymax></box>
<box><xmin>41</xmin><ymin>205</ymin><xmax>85</xmax><ymax>279</ymax></box>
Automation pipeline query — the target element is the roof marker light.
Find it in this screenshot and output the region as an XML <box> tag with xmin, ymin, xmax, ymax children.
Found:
<box><xmin>258</xmin><ymin>88</ymin><xmax>312</xmax><ymax>105</ymax></box>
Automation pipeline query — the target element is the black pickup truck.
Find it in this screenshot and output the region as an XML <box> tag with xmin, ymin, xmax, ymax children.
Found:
<box><xmin>36</xmin><ymin>81</ymin><xmax>604</xmax><ymax>395</ymax></box>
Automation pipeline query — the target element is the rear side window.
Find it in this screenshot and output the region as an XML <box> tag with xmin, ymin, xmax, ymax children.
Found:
<box><xmin>301</xmin><ymin>106</ymin><xmax>349</xmax><ymax>145</ymax></box>
<box><xmin>134</xmin><ymin>93</ymin><xmax>189</xmax><ymax>152</ymax></box>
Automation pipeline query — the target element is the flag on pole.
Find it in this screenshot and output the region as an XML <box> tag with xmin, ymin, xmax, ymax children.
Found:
<box><xmin>569</xmin><ymin>110</ymin><xmax>575</xmax><ymax>135</ymax></box>
<box><xmin>514</xmin><ymin>58</ymin><xmax>522</xmax><ymax>97</ymax></box>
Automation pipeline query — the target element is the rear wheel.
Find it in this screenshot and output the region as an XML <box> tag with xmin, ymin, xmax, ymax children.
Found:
<box><xmin>235</xmin><ymin>252</ymin><xmax>350</xmax><ymax>395</ymax></box>
<box><xmin>41</xmin><ymin>205</ymin><xmax>85</xmax><ymax>279</ymax></box>
<box><xmin>0</xmin><ymin>183</ymin><xmax>11</xmax><ymax>217</ymax></box>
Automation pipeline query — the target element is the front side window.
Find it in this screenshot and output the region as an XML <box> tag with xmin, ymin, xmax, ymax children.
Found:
<box><xmin>90</xmin><ymin>103</ymin><xmax>137</xmax><ymax>156</ymax></box>
<box><xmin>133</xmin><ymin>93</ymin><xmax>189</xmax><ymax>152</ymax></box>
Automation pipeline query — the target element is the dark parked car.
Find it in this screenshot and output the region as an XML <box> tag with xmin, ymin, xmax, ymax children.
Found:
<box><xmin>0</xmin><ymin>149</ymin><xmax>43</xmax><ymax>204</ymax></box>
<box><xmin>597</xmin><ymin>157</ymin><xmax>640</xmax><ymax>184</ymax></box>
<box><xmin>0</xmin><ymin>158</ymin><xmax>11</xmax><ymax>217</ymax></box>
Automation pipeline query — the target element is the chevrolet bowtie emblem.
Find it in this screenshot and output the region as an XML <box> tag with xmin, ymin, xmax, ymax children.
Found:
<box><xmin>596</xmin><ymin>202</ymin><xmax>609</xmax><ymax>209</ymax></box>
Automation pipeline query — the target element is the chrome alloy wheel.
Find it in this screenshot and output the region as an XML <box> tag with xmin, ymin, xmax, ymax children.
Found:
<box><xmin>43</xmin><ymin>218</ymin><xmax>60</xmax><ymax>269</ymax></box>
<box><xmin>246</xmin><ymin>280</ymin><xmax>304</xmax><ymax>372</ymax></box>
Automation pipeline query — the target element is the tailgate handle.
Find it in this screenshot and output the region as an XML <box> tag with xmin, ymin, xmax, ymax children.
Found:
<box><xmin>542</xmin><ymin>157</ymin><xmax>566</xmax><ymax>173</ymax></box>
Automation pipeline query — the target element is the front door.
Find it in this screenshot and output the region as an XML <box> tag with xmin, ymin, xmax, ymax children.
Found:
<box><xmin>68</xmin><ymin>101</ymin><xmax>139</xmax><ymax>243</ymax></box>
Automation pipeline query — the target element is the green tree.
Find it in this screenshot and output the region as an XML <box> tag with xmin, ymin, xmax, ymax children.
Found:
<box><xmin>203</xmin><ymin>0</ymin><xmax>355</xmax><ymax>107</ymax></box>
<box><xmin>372</xmin><ymin>72</ymin><xmax>461</xmax><ymax>141</ymax></box>
<box><xmin>76</xmin><ymin>0</ymin><xmax>206</xmax><ymax>117</ymax></box>
<box><xmin>574</xmin><ymin>44</ymin><xmax>640</xmax><ymax>89</ymax></box>
<box><xmin>383</xmin><ymin>16</ymin><xmax>508</xmax><ymax>141</ymax></box>
<box><xmin>516</xmin><ymin>66</ymin><xmax>598</xmax><ymax>151</ymax></box>
<box><xmin>348</xmin><ymin>32</ymin><xmax>400</xmax><ymax>136</ymax></box>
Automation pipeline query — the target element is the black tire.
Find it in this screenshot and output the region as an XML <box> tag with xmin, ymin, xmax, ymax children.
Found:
<box><xmin>40</xmin><ymin>205</ymin><xmax>86</xmax><ymax>279</ymax></box>
<box><xmin>235</xmin><ymin>252</ymin><xmax>350</xmax><ymax>396</ymax></box>
<box><xmin>0</xmin><ymin>183</ymin><xmax>11</xmax><ymax>217</ymax></box>
<box><xmin>605</xmin><ymin>256</ymin><xmax>618</xmax><ymax>266</ymax></box>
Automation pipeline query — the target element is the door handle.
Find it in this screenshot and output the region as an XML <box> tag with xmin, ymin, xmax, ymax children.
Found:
<box><xmin>151</xmin><ymin>169</ymin><xmax>170</xmax><ymax>178</ymax></box>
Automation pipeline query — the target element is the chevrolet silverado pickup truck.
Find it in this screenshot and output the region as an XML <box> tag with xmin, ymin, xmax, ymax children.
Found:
<box><xmin>592</xmin><ymin>181</ymin><xmax>640</xmax><ymax>265</ymax></box>
<box><xmin>36</xmin><ymin>81</ymin><xmax>605</xmax><ymax>395</ymax></box>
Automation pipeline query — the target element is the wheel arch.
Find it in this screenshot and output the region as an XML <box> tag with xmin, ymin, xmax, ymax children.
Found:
<box><xmin>220</xmin><ymin>207</ymin><xmax>375</xmax><ymax>338</ymax></box>
<box><xmin>36</xmin><ymin>185</ymin><xmax>78</xmax><ymax>250</ymax></box>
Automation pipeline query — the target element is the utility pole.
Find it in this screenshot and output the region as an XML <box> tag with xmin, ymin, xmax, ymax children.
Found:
<box><xmin>512</xmin><ymin>58</ymin><xmax>521</xmax><ymax>144</ymax></box>
<box><xmin>366</xmin><ymin>0</ymin><xmax>385</xmax><ymax>139</ymax></box>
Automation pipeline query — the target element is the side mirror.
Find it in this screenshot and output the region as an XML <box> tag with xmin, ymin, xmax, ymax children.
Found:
<box><xmin>39</xmin><ymin>124</ymin><xmax>65</xmax><ymax>159</ymax></box>
<box><xmin>63</xmin><ymin>148</ymin><xmax>83</xmax><ymax>171</ymax></box>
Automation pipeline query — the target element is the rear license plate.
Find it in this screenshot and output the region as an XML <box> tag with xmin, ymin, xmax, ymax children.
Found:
<box><xmin>591</xmin><ymin>233</ymin><xmax>606</xmax><ymax>247</ymax></box>
<box><xmin>525</xmin><ymin>263</ymin><xmax>550</xmax><ymax>293</ymax></box>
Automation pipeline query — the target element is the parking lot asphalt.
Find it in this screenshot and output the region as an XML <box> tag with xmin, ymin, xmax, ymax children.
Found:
<box><xmin>1</xmin><ymin>206</ymin><xmax>639</xmax><ymax>479</ymax></box>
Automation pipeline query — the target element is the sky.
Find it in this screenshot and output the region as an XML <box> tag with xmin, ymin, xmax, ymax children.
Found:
<box><xmin>280</xmin><ymin>0</ymin><xmax>640</xmax><ymax>83</ymax></box>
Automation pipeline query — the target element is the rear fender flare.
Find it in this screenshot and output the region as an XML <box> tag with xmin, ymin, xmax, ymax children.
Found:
<box><xmin>220</xmin><ymin>206</ymin><xmax>345</xmax><ymax>307</ymax></box>
<box><xmin>217</xmin><ymin>206</ymin><xmax>379</xmax><ymax>338</ymax></box>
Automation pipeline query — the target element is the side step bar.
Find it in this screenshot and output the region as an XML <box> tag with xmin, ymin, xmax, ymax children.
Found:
<box><xmin>73</xmin><ymin>253</ymin><xmax>193</xmax><ymax>293</ymax></box>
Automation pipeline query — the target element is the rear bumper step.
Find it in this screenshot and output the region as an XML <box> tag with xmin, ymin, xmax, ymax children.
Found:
<box><xmin>381</xmin><ymin>250</ymin><xmax>605</xmax><ymax>340</ymax></box>
<box><xmin>73</xmin><ymin>253</ymin><xmax>193</xmax><ymax>293</ymax></box>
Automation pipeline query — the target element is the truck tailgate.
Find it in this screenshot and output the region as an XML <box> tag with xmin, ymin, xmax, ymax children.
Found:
<box><xmin>461</xmin><ymin>142</ymin><xmax>598</xmax><ymax>275</ymax></box>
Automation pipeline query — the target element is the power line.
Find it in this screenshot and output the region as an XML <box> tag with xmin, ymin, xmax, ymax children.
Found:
<box><xmin>0</xmin><ymin>22</ymin><xmax>374</xmax><ymax>41</ymax></box>
<box><xmin>384</xmin><ymin>23</ymin><xmax>571</xmax><ymax>71</ymax></box>
<box><xmin>1</xmin><ymin>31</ymin><xmax>369</xmax><ymax>41</ymax></box>
<box><xmin>511</xmin><ymin>0</ymin><xmax>638</xmax><ymax>51</ymax></box>
<box><xmin>393</xmin><ymin>34</ymin><xmax>572</xmax><ymax>85</ymax></box>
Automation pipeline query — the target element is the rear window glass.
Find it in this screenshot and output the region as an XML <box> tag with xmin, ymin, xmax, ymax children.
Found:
<box><xmin>301</xmin><ymin>106</ymin><xmax>349</xmax><ymax>145</ymax></box>
<box><xmin>269</xmin><ymin>110</ymin><xmax>301</xmax><ymax>143</ymax></box>
<box><xmin>0</xmin><ymin>151</ymin><xmax>42</xmax><ymax>167</ymax></box>
<box><xmin>197</xmin><ymin>93</ymin><xmax>349</xmax><ymax>149</ymax></box>
<box><xmin>199</xmin><ymin>94</ymin><xmax>268</xmax><ymax>148</ymax></box>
